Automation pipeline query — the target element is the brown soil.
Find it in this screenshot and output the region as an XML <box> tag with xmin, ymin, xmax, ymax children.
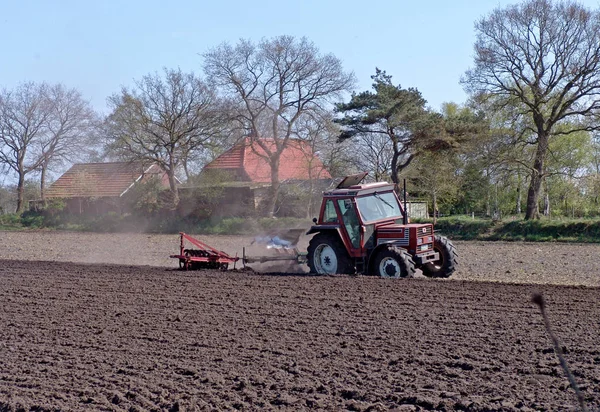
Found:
<box><xmin>0</xmin><ymin>231</ymin><xmax>599</xmax><ymax>410</ymax></box>
<box><xmin>1</xmin><ymin>231</ymin><xmax>600</xmax><ymax>287</ymax></box>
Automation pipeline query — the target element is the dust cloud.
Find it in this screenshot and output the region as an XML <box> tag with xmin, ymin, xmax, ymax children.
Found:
<box><xmin>241</xmin><ymin>232</ymin><xmax>312</xmax><ymax>274</ymax></box>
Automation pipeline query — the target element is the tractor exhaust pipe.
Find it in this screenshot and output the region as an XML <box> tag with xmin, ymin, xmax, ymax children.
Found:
<box><xmin>403</xmin><ymin>178</ymin><xmax>408</xmax><ymax>225</ymax></box>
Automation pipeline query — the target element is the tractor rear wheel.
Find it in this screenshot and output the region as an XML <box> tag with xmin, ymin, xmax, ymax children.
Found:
<box><xmin>421</xmin><ymin>235</ymin><xmax>457</xmax><ymax>278</ymax></box>
<box><xmin>373</xmin><ymin>245</ymin><xmax>415</xmax><ymax>278</ymax></box>
<box><xmin>307</xmin><ymin>233</ymin><xmax>355</xmax><ymax>275</ymax></box>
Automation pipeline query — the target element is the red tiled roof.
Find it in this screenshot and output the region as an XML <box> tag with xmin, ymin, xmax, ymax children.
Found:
<box><xmin>46</xmin><ymin>162</ymin><xmax>164</xmax><ymax>198</ymax></box>
<box><xmin>204</xmin><ymin>138</ymin><xmax>331</xmax><ymax>183</ymax></box>
<box><xmin>208</xmin><ymin>144</ymin><xmax>245</xmax><ymax>169</ymax></box>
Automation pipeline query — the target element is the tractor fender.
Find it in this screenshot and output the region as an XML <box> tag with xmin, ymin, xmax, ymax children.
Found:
<box><xmin>366</xmin><ymin>241</ymin><xmax>409</xmax><ymax>275</ymax></box>
<box><xmin>306</xmin><ymin>225</ymin><xmax>347</xmax><ymax>250</ymax></box>
<box><xmin>306</xmin><ymin>224</ymin><xmax>342</xmax><ymax>236</ymax></box>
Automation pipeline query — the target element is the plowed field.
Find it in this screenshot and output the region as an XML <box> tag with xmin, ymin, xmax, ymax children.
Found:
<box><xmin>0</xmin><ymin>231</ymin><xmax>599</xmax><ymax>411</ymax></box>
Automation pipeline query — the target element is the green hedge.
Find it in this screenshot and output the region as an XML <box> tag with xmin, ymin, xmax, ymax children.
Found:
<box><xmin>432</xmin><ymin>217</ymin><xmax>494</xmax><ymax>240</ymax></box>
<box><xmin>427</xmin><ymin>216</ymin><xmax>600</xmax><ymax>242</ymax></box>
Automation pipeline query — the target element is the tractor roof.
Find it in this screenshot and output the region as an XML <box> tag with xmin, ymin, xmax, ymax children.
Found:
<box><xmin>324</xmin><ymin>181</ymin><xmax>395</xmax><ymax>197</ymax></box>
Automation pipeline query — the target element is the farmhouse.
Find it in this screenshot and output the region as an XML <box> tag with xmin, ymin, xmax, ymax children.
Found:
<box><xmin>182</xmin><ymin>138</ymin><xmax>332</xmax><ymax>217</ymax></box>
<box><xmin>204</xmin><ymin>137</ymin><xmax>330</xmax><ymax>182</ymax></box>
<box><xmin>44</xmin><ymin>162</ymin><xmax>171</xmax><ymax>214</ymax></box>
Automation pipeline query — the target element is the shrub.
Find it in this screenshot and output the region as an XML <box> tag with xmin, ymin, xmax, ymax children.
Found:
<box><xmin>0</xmin><ymin>213</ymin><xmax>23</xmax><ymax>229</ymax></box>
<box><xmin>20</xmin><ymin>210</ymin><xmax>44</xmax><ymax>228</ymax></box>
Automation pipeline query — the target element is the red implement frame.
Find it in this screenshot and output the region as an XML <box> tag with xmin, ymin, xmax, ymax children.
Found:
<box><xmin>170</xmin><ymin>232</ymin><xmax>239</xmax><ymax>270</ymax></box>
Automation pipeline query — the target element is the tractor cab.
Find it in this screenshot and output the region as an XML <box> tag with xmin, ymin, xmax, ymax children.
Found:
<box><xmin>306</xmin><ymin>173</ymin><xmax>457</xmax><ymax>278</ymax></box>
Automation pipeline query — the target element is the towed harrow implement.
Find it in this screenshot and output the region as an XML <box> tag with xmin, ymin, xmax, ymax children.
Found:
<box><xmin>170</xmin><ymin>232</ymin><xmax>240</xmax><ymax>270</ymax></box>
<box><xmin>170</xmin><ymin>232</ymin><xmax>306</xmax><ymax>271</ymax></box>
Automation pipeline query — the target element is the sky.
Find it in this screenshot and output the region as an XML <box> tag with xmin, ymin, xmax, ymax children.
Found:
<box><xmin>1</xmin><ymin>0</ymin><xmax>600</xmax><ymax>115</ymax></box>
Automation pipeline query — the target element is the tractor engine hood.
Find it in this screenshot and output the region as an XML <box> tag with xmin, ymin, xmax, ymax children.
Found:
<box><xmin>375</xmin><ymin>223</ymin><xmax>434</xmax><ymax>249</ymax></box>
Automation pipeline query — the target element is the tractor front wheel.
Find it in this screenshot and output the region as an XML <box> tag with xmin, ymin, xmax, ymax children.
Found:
<box><xmin>421</xmin><ymin>235</ymin><xmax>457</xmax><ymax>278</ymax></box>
<box><xmin>307</xmin><ymin>233</ymin><xmax>355</xmax><ymax>275</ymax></box>
<box><xmin>373</xmin><ymin>245</ymin><xmax>415</xmax><ymax>278</ymax></box>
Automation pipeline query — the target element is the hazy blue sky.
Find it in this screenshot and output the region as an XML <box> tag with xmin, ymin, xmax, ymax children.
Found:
<box><xmin>2</xmin><ymin>0</ymin><xmax>600</xmax><ymax>114</ymax></box>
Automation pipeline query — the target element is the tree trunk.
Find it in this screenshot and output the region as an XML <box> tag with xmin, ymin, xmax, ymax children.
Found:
<box><xmin>266</xmin><ymin>157</ymin><xmax>281</xmax><ymax>217</ymax></box>
<box><xmin>167</xmin><ymin>167</ymin><xmax>179</xmax><ymax>209</ymax></box>
<box><xmin>525</xmin><ymin>173</ymin><xmax>541</xmax><ymax>220</ymax></box>
<box><xmin>390</xmin><ymin>147</ymin><xmax>415</xmax><ymax>194</ymax></box>
<box><xmin>390</xmin><ymin>151</ymin><xmax>400</xmax><ymax>193</ymax></box>
<box><xmin>40</xmin><ymin>164</ymin><xmax>47</xmax><ymax>206</ymax></box>
<box><xmin>485</xmin><ymin>169</ymin><xmax>490</xmax><ymax>217</ymax></box>
<box><xmin>494</xmin><ymin>183</ymin><xmax>499</xmax><ymax>220</ymax></box>
<box><xmin>306</xmin><ymin>178</ymin><xmax>315</xmax><ymax>219</ymax></box>
<box><xmin>543</xmin><ymin>179</ymin><xmax>550</xmax><ymax>216</ymax></box>
<box><xmin>16</xmin><ymin>172</ymin><xmax>26</xmax><ymax>213</ymax></box>
<box><xmin>516</xmin><ymin>173</ymin><xmax>522</xmax><ymax>214</ymax></box>
<box><xmin>525</xmin><ymin>133</ymin><xmax>549</xmax><ymax>220</ymax></box>
<box><xmin>432</xmin><ymin>191</ymin><xmax>438</xmax><ymax>225</ymax></box>
<box><xmin>183</xmin><ymin>161</ymin><xmax>190</xmax><ymax>182</ymax></box>
<box><xmin>305</xmin><ymin>156</ymin><xmax>315</xmax><ymax>219</ymax></box>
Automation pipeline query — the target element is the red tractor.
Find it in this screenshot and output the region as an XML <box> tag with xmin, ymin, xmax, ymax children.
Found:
<box><xmin>306</xmin><ymin>173</ymin><xmax>457</xmax><ymax>278</ymax></box>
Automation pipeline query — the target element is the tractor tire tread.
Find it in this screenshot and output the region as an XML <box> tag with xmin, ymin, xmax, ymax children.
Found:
<box><xmin>373</xmin><ymin>245</ymin><xmax>416</xmax><ymax>278</ymax></box>
<box><xmin>422</xmin><ymin>235</ymin><xmax>457</xmax><ymax>278</ymax></box>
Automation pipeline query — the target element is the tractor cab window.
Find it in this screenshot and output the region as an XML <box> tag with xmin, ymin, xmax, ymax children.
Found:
<box><xmin>322</xmin><ymin>200</ymin><xmax>338</xmax><ymax>223</ymax></box>
<box><xmin>338</xmin><ymin>199</ymin><xmax>360</xmax><ymax>248</ymax></box>
<box><xmin>356</xmin><ymin>192</ymin><xmax>403</xmax><ymax>223</ymax></box>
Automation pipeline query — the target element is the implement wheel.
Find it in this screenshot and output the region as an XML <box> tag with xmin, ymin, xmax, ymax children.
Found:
<box><xmin>372</xmin><ymin>245</ymin><xmax>415</xmax><ymax>278</ymax></box>
<box><xmin>421</xmin><ymin>235</ymin><xmax>457</xmax><ymax>278</ymax></box>
<box><xmin>307</xmin><ymin>233</ymin><xmax>355</xmax><ymax>275</ymax></box>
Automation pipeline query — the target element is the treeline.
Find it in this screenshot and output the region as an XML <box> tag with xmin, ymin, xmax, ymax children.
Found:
<box><xmin>2</xmin><ymin>0</ymin><xmax>600</xmax><ymax>221</ymax></box>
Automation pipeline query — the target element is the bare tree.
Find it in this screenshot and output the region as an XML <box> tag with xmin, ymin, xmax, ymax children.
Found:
<box><xmin>105</xmin><ymin>68</ymin><xmax>224</xmax><ymax>208</ymax></box>
<box><xmin>0</xmin><ymin>82</ymin><xmax>98</xmax><ymax>212</ymax></box>
<box><xmin>463</xmin><ymin>0</ymin><xmax>600</xmax><ymax>219</ymax></box>
<box><xmin>204</xmin><ymin>35</ymin><xmax>355</xmax><ymax>216</ymax></box>
<box><xmin>352</xmin><ymin>132</ymin><xmax>394</xmax><ymax>182</ymax></box>
<box><xmin>290</xmin><ymin>111</ymin><xmax>341</xmax><ymax>217</ymax></box>
<box><xmin>35</xmin><ymin>84</ymin><xmax>98</xmax><ymax>203</ymax></box>
<box><xmin>0</xmin><ymin>83</ymin><xmax>51</xmax><ymax>213</ymax></box>
<box><xmin>293</xmin><ymin>110</ymin><xmax>357</xmax><ymax>181</ymax></box>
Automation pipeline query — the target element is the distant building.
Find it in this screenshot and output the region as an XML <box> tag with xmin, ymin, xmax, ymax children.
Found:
<box><xmin>183</xmin><ymin>138</ymin><xmax>332</xmax><ymax>217</ymax></box>
<box><xmin>43</xmin><ymin>162</ymin><xmax>171</xmax><ymax>214</ymax></box>
<box><xmin>203</xmin><ymin>137</ymin><xmax>331</xmax><ymax>183</ymax></box>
